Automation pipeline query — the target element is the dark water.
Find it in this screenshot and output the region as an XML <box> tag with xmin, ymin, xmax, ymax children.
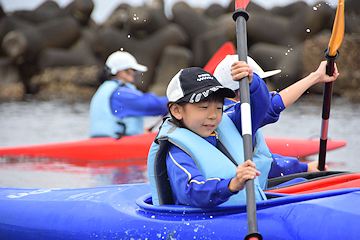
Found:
<box><xmin>0</xmin><ymin>97</ymin><xmax>359</xmax><ymax>188</ymax></box>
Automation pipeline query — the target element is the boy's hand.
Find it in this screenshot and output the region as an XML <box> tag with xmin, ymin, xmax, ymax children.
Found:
<box><xmin>313</xmin><ymin>61</ymin><xmax>339</xmax><ymax>83</ymax></box>
<box><xmin>228</xmin><ymin>159</ymin><xmax>260</xmax><ymax>193</ymax></box>
<box><xmin>230</xmin><ymin>61</ymin><xmax>253</xmax><ymax>84</ymax></box>
<box><xmin>307</xmin><ymin>160</ymin><xmax>328</xmax><ymax>172</ymax></box>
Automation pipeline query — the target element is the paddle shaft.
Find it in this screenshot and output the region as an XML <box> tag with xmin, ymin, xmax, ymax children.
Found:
<box><xmin>318</xmin><ymin>50</ymin><xmax>338</xmax><ymax>171</ymax></box>
<box><xmin>233</xmin><ymin>7</ymin><xmax>262</xmax><ymax>240</ymax></box>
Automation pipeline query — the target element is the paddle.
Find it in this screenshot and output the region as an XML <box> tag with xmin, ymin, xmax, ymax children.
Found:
<box><xmin>233</xmin><ymin>1</ymin><xmax>262</xmax><ymax>240</ymax></box>
<box><xmin>148</xmin><ymin>41</ymin><xmax>237</xmax><ymax>133</ymax></box>
<box><xmin>318</xmin><ymin>0</ymin><xmax>345</xmax><ymax>171</ymax></box>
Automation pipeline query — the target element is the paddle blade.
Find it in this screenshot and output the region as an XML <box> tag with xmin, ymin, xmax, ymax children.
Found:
<box><xmin>328</xmin><ymin>0</ymin><xmax>345</xmax><ymax>56</ymax></box>
<box><xmin>203</xmin><ymin>42</ymin><xmax>236</xmax><ymax>74</ymax></box>
<box><xmin>235</xmin><ymin>0</ymin><xmax>250</xmax><ymax>10</ymax></box>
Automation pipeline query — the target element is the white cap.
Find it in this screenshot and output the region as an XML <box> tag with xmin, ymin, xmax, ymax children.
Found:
<box><xmin>213</xmin><ymin>54</ymin><xmax>281</xmax><ymax>91</ymax></box>
<box><xmin>105</xmin><ymin>51</ymin><xmax>148</xmax><ymax>75</ymax></box>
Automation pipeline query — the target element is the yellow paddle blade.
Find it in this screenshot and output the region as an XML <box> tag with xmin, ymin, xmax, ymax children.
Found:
<box><xmin>328</xmin><ymin>0</ymin><xmax>345</xmax><ymax>56</ymax></box>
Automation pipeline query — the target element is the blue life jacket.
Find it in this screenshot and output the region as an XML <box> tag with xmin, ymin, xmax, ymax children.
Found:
<box><xmin>89</xmin><ymin>80</ymin><xmax>143</xmax><ymax>138</ymax></box>
<box><xmin>147</xmin><ymin>114</ymin><xmax>273</xmax><ymax>206</ymax></box>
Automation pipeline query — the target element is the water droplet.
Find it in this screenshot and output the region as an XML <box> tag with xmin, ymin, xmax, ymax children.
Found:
<box><xmin>270</xmin><ymin>56</ymin><xmax>273</xmax><ymax>59</ymax></box>
<box><xmin>127</xmin><ymin>34</ymin><xmax>131</xmax><ymax>38</ymax></box>
<box><xmin>313</xmin><ymin>6</ymin><xmax>318</xmax><ymax>10</ymax></box>
<box><xmin>120</xmin><ymin>48</ymin><xmax>124</xmax><ymax>51</ymax></box>
<box><xmin>306</xmin><ymin>28</ymin><xmax>311</xmax><ymax>33</ymax></box>
<box><xmin>285</xmin><ymin>53</ymin><xmax>288</xmax><ymax>56</ymax></box>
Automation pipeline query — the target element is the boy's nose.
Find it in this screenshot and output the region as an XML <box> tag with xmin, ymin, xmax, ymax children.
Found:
<box><xmin>208</xmin><ymin>108</ymin><xmax>217</xmax><ymax>119</ymax></box>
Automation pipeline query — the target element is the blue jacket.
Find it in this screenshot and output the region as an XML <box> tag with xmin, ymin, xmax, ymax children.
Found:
<box><xmin>148</xmin><ymin>115</ymin><xmax>273</xmax><ymax>207</ymax></box>
<box><xmin>89</xmin><ymin>79</ymin><xmax>168</xmax><ymax>138</ymax></box>
<box><xmin>224</xmin><ymin>92</ymin><xmax>308</xmax><ymax>178</ymax></box>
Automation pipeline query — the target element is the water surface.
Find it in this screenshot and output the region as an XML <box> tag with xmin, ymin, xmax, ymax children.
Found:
<box><xmin>0</xmin><ymin>97</ymin><xmax>358</xmax><ymax>188</ymax></box>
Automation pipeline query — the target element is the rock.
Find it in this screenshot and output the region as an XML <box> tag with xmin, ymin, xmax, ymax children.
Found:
<box><xmin>30</xmin><ymin>65</ymin><xmax>99</xmax><ymax>102</ymax></box>
<box><xmin>11</xmin><ymin>1</ymin><xmax>62</xmax><ymax>24</ymax></box>
<box><xmin>62</xmin><ymin>0</ymin><xmax>94</xmax><ymax>26</ymax></box>
<box><xmin>93</xmin><ymin>23</ymin><xmax>188</xmax><ymax>92</ymax></box>
<box><xmin>302</xmin><ymin>32</ymin><xmax>360</xmax><ymax>102</ymax></box>
<box><xmin>247</xmin><ymin>2</ymin><xmax>334</xmax><ymax>47</ymax></box>
<box><xmin>249</xmin><ymin>42</ymin><xmax>304</xmax><ymax>91</ymax></box>
<box><xmin>37</xmin><ymin>26</ymin><xmax>101</xmax><ymax>68</ymax></box>
<box><xmin>0</xmin><ymin>58</ymin><xmax>23</xmax><ymax>101</ymax></box>
<box><xmin>2</xmin><ymin>16</ymin><xmax>81</xmax><ymax>62</ymax></box>
<box><xmin>148</xmin><ymin>45</ymin><xmax>193</xmax><ymax>96</ymax></box>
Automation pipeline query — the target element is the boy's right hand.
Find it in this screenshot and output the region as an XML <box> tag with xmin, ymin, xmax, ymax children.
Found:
<box><xmin>231</xmin><ymin>61</ymin><xmax>253</xmax><ymax>84</ymax></box>
<box><xmin>228</xmin><ymin>159</ymin><xmax>260</xmax><ymax>193</ymax></box>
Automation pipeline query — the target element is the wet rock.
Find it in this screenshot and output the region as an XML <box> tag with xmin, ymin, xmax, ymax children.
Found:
<box><xmin>204</xmin><ymin>4</ymin><xmax>226</xmax><ymax>18</ymax></box>
<box><xmin>37</xmin><ymin>26</ymin><xmax>101</xmax><ymax>68</ymax></box>
<box><xmin>302</xmin><ymin>32</ymin><xmax>360</xmax><ymax>102</ymax></box>
<box><xmin>246</xmin><ymin>1</ymin><xmax>334</xmax><ymax>47</ymax></box>
<box><xmin>148</xmin><ymin>45</ymin><xmax>193</xmax><ymax>96</ymax></box>
<box><xmin>93</xmin><ymin>23</ymin><xmax>188</xmax><ymax>92</ymax></box>
<box><xmin>0</xmin><ymin>0</ymin><xmax>359</xmax><ymax>103</ymax></box>
<box><xmin>345</xmin><ymin>0</ymin><xmax>360</xmax><ymax>15</ymax></box>
<box><xmin>30</xmin><ymin>65</ymin><xmax>99</xmax><ymax>102</ymax></box>
<box><xmin>172</xmin><ymin>2</ymin><xmax>234</xmax><ymax>66</ymax></box>
<box><xmin>249</xmin><ymin>42</ymin><xmax>304</xmax><ymax>91</ymax></box>
<box><xmin>101</xmin><ymin>4</ymin><xmax>131</xmax><ymax>29</ymax></box>
<box><xmin>0</xmin><ymin>58</ymin><xmax>23</xmax><ymax>101</ymax></box>
<box><xmin>62</xmin><ymin>0</ymin><xmax>94</xmax><ymax>26</ymax></box>
<box><xmin>2</xmin><ymin>16</ymin><xmax>81</xmax><ymax>62</ymax></box>
<box><xmin>11</xmin><ymin>1</ymin><xmax>62</xmax><ymax>24</ymax></box>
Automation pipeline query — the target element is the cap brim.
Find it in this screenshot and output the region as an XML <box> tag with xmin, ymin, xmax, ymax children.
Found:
<box><xmin>133</xmin><ymin>64</ymin><xmax>148</xmax><ymax>73</ymax></box>
<box><xmin>181</xmin><ymin>85</ymin><xmax>235</xmax><ymax>103</ymax></box>
<box><xmin>258</xmin><ymin>69</ymin><xmax>281</xmax><ymax>79</ymax></box>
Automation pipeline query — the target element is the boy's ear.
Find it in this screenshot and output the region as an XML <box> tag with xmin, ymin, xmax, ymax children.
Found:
<box><xmin>170</xmin><ymin>103</ymin><xmax>183</xmax><ymax>120</ymax></box>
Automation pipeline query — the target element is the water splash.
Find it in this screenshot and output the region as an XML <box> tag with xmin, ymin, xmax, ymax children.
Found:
<box><xmin>133</xmin><ymin>14</ymin><xmax>139</xmax><ymax>21</ymax></box>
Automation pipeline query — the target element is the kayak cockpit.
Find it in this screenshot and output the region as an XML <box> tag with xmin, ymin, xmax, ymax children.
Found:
<box><xmin>136</xmin><ymin>171</ymin><xmax>360</xmax><ymax>219</ymax></box>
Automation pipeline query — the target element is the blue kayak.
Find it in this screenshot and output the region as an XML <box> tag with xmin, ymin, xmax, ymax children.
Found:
<box><xmin>0</xmin><ymin>179</ymin><xmax>360</xmax><ymax>239</ymax></box>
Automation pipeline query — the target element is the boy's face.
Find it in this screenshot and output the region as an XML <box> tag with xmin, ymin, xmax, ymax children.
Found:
<box><xmin>171</xmin><ymin>100</ymin><xmax>223</xmax><ymax>138</ymax></box>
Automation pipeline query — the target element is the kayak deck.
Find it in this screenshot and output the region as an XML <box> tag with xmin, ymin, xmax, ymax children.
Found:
<box><xmin>0</xmin><ymin>172</ymin><xmax>360</xmax><ymax>239</ymax></box>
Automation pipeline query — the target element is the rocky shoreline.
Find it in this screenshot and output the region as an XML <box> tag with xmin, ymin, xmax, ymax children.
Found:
<box><xmin>0</xmin><ymin>0</ymin><xmax>359</xmax><ymax>103</ymax></box>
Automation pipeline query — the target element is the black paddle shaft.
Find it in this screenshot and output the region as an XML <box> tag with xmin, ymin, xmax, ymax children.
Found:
<box><xmin>233</xmin><ymin>8</ymin><xmax>262</xmax><ymax>240</ymax></box>
<box><xmin>318</xmin><ymin>50</ymin><xmax>338</xmax><ymax>171</ymax></box>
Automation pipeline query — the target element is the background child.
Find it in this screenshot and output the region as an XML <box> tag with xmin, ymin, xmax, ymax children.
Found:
<box><xmin>89</xmin><ymin>51</ymin><xmax>168</xmax><ymax>138</ymax></box>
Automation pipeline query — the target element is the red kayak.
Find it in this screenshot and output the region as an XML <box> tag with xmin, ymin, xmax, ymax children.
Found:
<box><xmin>266</xmin><ymin>172</ymin><xmax>360</xmax><ymax>195</ymax></box>
<box><xmin>0</xmin><ymin>133</ymin><xmax>346</xmax><ymax>161</ymax></box>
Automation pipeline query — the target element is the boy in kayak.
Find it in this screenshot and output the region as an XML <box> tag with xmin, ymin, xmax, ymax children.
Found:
<box><xmin>89</xmin><ymin>51</ymin><xmax>168</xmax><ymax>138</ymax></box>
<box><xmin>214</xmin><ymin>55</ymin><xmax>339</xmax><ymax>176</ymax></box>
<box><xmin>148</xmin><ymin>66</ymin><xmax>271</xmax><ymax>208</ymax></box>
